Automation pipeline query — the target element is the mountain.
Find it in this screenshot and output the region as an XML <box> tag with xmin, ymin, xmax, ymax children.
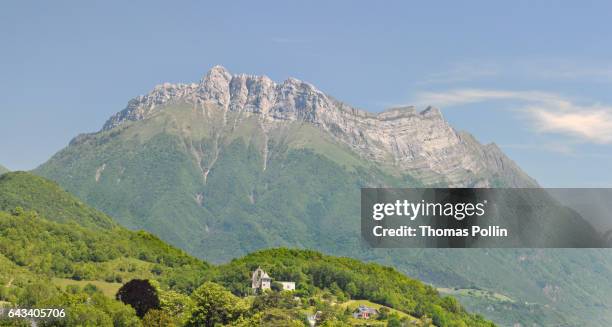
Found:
<box><xmin>35</xmin><ymin>66</ymin><xmax>612</xmax><ymax>326</ymax></box>
<box><xmin>0</xmin><ymin>172</ymin><xmax>492</xmax><ymax>326</ymax></box>
<box><xmin>100</xmin><ymin>65</ymin><xmax>535</xmax><ymax>188</ymax></box>
<box><xmin>0</xmin><ymin>165</ymin><xmax>8</xmax><ymax>175</ymax></box>
<box><xmin>36</xmin><ymin>65</ymin><xmax>537</xmax><ymax>259</ymax></box>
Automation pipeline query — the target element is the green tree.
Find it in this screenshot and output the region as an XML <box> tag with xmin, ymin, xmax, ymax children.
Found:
<box><xmin>377</xmin><ymin>306</ymin><xmax>390</xmax><ymax>320</ymax></box>
<box><xmin>116</xmin><ymin>279</ymin><xmax>160</xmax><ymax>318</ymax></box>
<box><xmin>159</xmin><ymin>289</ymin><xmax>194</xmax><ymax>325</ymax></box>
<box><xmin>251</xmin><ymin>291</ymin><xmax>297</xmax><ymax>312</ymax></box>
<box><xmin>17</xmin><ymin>282</ymin><xmax>59</xmax><ymax>307</ymax></box>
<box><xmin>387</xmin><ymin>314</ymin><xmax>402</xmax><ymax>327</ymax></box>
<box><xmin>271</xmin><ymin>281</ymin><xmax>283</xmax><ymax>292</ymax></box>
<box><xmin>64</xmin><ymin>304</ymin><xmax>113</xmax><ymax>327</ymax></box>
<box><xmin>187</xmin><ymin>282</ymin><xmax>243</xmax><ymax>327</ymax></box>
<box><xmin>143</xmin><ymin>309</ymin><xmax>175</xmax><ymax>327</ymax></box>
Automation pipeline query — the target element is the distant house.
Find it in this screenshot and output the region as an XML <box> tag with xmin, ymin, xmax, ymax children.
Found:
<box><xmin>252</xmin><ymin>267</ymin><xmax>272</xmax><ymax>290</ymax></box>
<box><xmin>278</xmin><ymin>281</ymin><xmax>295</xmax><ymax>291</ymax></box>
<box><xmin>353</xmin><ymin>305</ymin><xmax>379</xmax><ymax>319</ymax></box>
<box><xmin>251</xmin><ymin>267</ymin><xmax>295</xmax><ymax>291</ymax></box>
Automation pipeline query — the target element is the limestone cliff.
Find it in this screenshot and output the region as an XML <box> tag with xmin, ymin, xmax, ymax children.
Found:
<box><xmin>102</xmin><ymin>65</ymin><xmax>536</xmax><ymax>187</ymax></box>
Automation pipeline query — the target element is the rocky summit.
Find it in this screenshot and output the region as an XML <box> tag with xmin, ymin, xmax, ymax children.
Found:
<box><xmin>102</xmin><ymin>65</ymin><xmax>536</xmax><ymax>188</ymax></box>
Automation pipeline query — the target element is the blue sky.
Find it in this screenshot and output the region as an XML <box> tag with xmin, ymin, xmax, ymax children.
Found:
<box><xmin>1</xmin><ymin>1</ymin><xmax>611</xmax><ymax>187</ymax></box>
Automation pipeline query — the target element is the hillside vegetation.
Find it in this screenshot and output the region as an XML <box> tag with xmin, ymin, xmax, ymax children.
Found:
<box><xmin>0</xmin><ymin>172</ymin><xmax>209</xmax><ymax>293</ymax></box>
<box><xmin>0</xmin><ymin>172</ymin><xmax>116</xmax><ymax>229</ymax></box>
<box><xmin>211</xmin><ymin>248</ymin><xmax>495</xmax><ymax>327</ymax></box>
<box><xmin>0</xmin><ymin>172</ymin><xmax>493</xmax><ymax>326</ymax></box>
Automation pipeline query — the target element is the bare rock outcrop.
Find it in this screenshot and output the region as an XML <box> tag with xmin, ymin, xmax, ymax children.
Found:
<box><xmin>102</xmin><ymin>66</ymin><xmax>537</xmax><ymax>187</ymax></box>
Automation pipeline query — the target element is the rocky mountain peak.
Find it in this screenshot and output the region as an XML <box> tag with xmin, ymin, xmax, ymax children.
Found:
<box><xmin>99</xmin><ymin>66</ymin><xmax>537</xmax><ymax>187</ymax></box>
<box><xmin>103</xmin><ymin>66</ymin><xmax>341</xmax><ymax>130</ymax></box>
<box><xmin>205</xmin><ymin>64</ymin><xmax>232</xmax><ymax>79</ymax></box>
<box><xmin>200</xmin><ymin>65</ymin><xmax>232</xmax><ymax>90</ymax></box>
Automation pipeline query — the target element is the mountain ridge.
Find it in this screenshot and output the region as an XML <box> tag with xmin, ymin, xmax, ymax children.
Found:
<box><xmin>93</xmin><ymin>65</ymin><xmax>536</xmax><ymax>188</ymax></box>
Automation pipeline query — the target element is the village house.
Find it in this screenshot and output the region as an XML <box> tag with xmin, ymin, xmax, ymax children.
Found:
<box><xmin>278</xmin><ymin>281</ymin><xmax>296</xmax><ymax>291</ymax></box>
<box><xmin>251</xmin><ymin>267</ymin><xmax>272</xmax><ymax>290</ymax></box>
<box><xmin>352</xmin><ymin>305</ymin><xmax>379</xmax><ymax>319</ymax></box>
<box><xmin>251</xmin><ymin>267</ymin><xmax>295</xmax><ymax>291</ymax></box>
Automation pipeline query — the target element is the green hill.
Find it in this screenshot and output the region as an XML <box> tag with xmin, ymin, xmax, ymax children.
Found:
<box><xmin>0</xmin><ymin>172</ymin><xmax>212</xmax><ymax>325</ymax></box>
<box><xmin>0</xmin><ymin>172</ymin><xmax>493</xmax><ymax>326</ymax></box>
<box><xmin>0</xmin><ymin>172</ymin><xmax>116</xmax><ymax>229</ymax></box>
<box><xmin>0</xmin><ymin>172</ymin><xmax>209</xmax><ymax>293</ymax></box>
<box><xmin>211</xmin><ymin>248</ymin><xmax>494</xmax><ymax>327</ymax></box>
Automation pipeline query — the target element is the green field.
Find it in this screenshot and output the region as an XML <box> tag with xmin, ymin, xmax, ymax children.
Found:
<box><xmin>52</xmin><ymin>278</ymin><xmax>123</xmax><ymax>298</ymax></box>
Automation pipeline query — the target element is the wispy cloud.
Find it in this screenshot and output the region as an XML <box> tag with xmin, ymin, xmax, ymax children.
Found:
<box><xmin>528</xmin><ymin>104</ymin><xmax>612</xmax><ymax>144</ymax></box>
<box><xmin>414</xmin><ymin>89</ymin><xmax>570</xmax><ymax>108</ymax></box>
<box><xmin>414</xmin><ymin>89</ymin><xmax>612</xmax><ymax>144</ymax></box>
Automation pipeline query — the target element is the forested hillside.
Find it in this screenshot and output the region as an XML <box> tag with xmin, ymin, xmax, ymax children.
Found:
<box><xmin>0</xmin><ymin>172</ymin><xmax>493</xmax><ymax>326</ymax></box>
<box><xmin>210</xmin><ymin>248</ymin><xmax>495</xmax><ymax>327</ymax></box>
<box><xmin>0</xmin><ymin>172</ymin><xmax>210</xmax><ymax>326</ymax></box>
<box><xmin>0</xmin><ymin>172</ymin><xmax>117</xmax><ymax>229</ymax></box>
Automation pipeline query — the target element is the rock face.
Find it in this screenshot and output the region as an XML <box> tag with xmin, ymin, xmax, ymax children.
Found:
<box><xmin>103</xmin><ymin>65</ymin><xmax>536</xmax><ymax>187</ymax></box>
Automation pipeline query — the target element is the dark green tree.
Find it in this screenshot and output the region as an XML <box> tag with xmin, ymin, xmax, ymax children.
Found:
<box><xmin>116</xmin><ymin>279</ymin><xmax>160</xmax><ymax>318</ymax></box>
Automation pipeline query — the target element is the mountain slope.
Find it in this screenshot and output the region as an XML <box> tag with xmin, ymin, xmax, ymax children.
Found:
<box><xmin>0</xmin><ymin>165</ymin><xmax>8</xmax><ymax>175</ymax></box>
<box><xmin>0</xmin><ymin>172</ymin><xmax>116</xmax><ymax>229</ymax></box>
<box><xmin>0</xmin><ymin>172</ymin><xmax>209</xmax><ymax>293</ymax></box>
<box><xmin>35</xmin><ymin>66</ymin><xmax>612</xmax><ymax>326</ymax></box>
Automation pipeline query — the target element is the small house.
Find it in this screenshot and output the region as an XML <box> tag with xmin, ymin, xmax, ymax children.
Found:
<box><xmin>252</xmin><ymin>267</ymin><xmax>295</xmax><ymax>291</ymax></box>
<box><xmin>252</xmin><ymin>267</ymin><xmax>272</xmax><ymax>290</ymax></box>
<box><xmin>352</xmin><ymin>305</ymin><xmax>379</xmax><ymax>319</ymax></box>
<box><xmin>278</xmin><ymin>281</ymin><xmax>296</xmax><ymax>291</ymax></box>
